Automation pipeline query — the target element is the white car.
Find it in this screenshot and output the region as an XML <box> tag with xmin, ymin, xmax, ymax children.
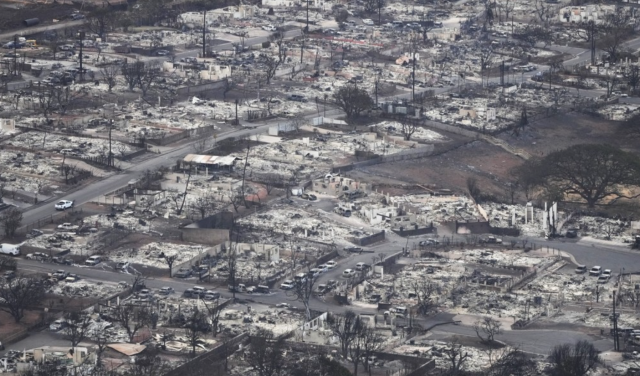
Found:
<box><xmin>55</xmin><ymin>200</ymin><xmax>74</xmax><ymax>210</ymax></box>
<box><xmin>280</xmin><ymin>280</ymin><xmax>295</xmax><ymax>290</ymax></box>
<box><xmin>326</xmin><ymin>260</ymin><xmax>337</xmax><ymax>269</ymax></box>
<box><xmin>343</xmin><ymin>269</ymin><xmax>355</xmax><ymax>277</ymax></box>
<box><xmin>262</xmin><ymin>25</ymin><xmax>276</xmax><ymax>31</ymax></box>
<box><xmin>57</xmin><ymin>223</ymin><xmax>79</xmax><ymax>231</ymax></box>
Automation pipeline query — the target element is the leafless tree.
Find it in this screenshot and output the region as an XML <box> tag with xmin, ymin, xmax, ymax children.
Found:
<box><xmin>604</xmin><ymin>74</ymin><xmax>620</xmax><ymax>97</ymax></box>
<box><xmin>360</xmin><ymin>327</ymin><xmax>384</xmax><ymax>376</ymax></box>
<box><xmin>176</xmin><ymin>165</ymin><xmax>193</xmax><ymax>215</ymax></box>
<box><xmin>112</xmin><ymin>303</ymin><xmax>150</xmax><ymax>342</ymax></box>
<box><xmin>487</xmin><ymin>347</ymin><xmax>537</xmax><ymax>376</ymax></box>
<box><xmin>473</xmin><ymin>317</ymin><xmax>503</xmax><ymax>344</ymax></box>
<box><xmin>442</xmin><ymin>339</ymin><xmax>470</xmax><ymax>376</ymax></box>
<box><xmin>398</xmin><ymin>115</ymin><xmax>418</xmax><ymax>141</ymax></box>
<box><xmin>598</xmin><ymin>8</ymin><xmax>632</xmax><ymax>63</ymax></box>
<box><xmin>193</xmin><ymin>137</ymin><xmax>209</xmax><ymax>154</ymax></box>
<box><xmin>626</xmin><ymin>65</ymin><xmax>640</xmax><ymax>94</ymax></box>
<box><xmin>63</xmin><ymin>311</ymin><xmax>92</xmax><ymax>347</ymax></box>
<box><xmin>221</xmin><ymin>75</ymin><xmax>237</xmax><ymax>100</ymax></box>
<box><xmin>327</xmin><ymin>310</ymin><xmax>363</xmax><ymax>358</ymax></box>
<box><xmin>1</xmin><ymin>208</ymin><xmax>22</xmax><ymax>238</ymax></box>
<box><xmin>289</xmin><ymin>116</ymin><xmax>306</xmax><ymax>133</ymax></box>
<box><xmin>412</xmin><ymin>277</ymin><xmax>441</xmax><ymax>315</ymax></box>
<box><xmin>162</xmin><ymin>254</ymin><xmax>179</xmax><ymax>276</ymax></box>
<box><xmin>499</xmin><ymin>0</ymin><xmax>515</xmax><ymax>22</ymax></box>
<box><xmin>122</xmin><ymin>61</ymin><xmax>144</xmax><ymax>91</ymax></box>
<box><xmin>86</xmin><ymin>8</ymin><xmax>118</xmax><ymax>41</ymax></box>
<box><xmin>92</xmin><ymin>331</ymin><xmax>113</xmax><ymax>371</ymax></box>
<box><xmin>287</xmin><ymin>268</ymin><xmax>316</xmax><ymax>321</ymax></box>
<box><xmin>548</xmin><ymin>340</ymin><xmax>601</xmax><ymax>376</ymax></box>
<box><xmin>100</xmin><ymin>64</ymin><xmax>120</xmax><ymax>93</ymax></box>
<box><xmin>192</xmin><ymin>194</ymin><xmax>216</xmax><ymax>220</ymax></box>
<box><xmin>263</xmin><ymin>32</ymin><xmax>286</xmax><ymax>84</ymax></box>
<box><xmin>202</xmin><ymin>299</ymin><xmax>222</xmax><ymax>337</ymax></box>
<box><xmin>0</xmin><ymin>276</ymin><xmax>45</xmax><ymax>322</ymax></box>
<box><xmin>227</xmin><ymin>240</ymin><xmax>239</xmax><ymax>300</ymax></box>
<box><xmin>246</xmin><ymin>328</ymin><xmax>286</xmax><ymax>376</ymax></box>
<box><xmin>533</xmin><ymin>0</ymin><xmax>553</xmax><ymax>25</ymax></box>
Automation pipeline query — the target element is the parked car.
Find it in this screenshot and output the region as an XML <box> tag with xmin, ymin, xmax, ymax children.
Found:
<box><xmin>602</xmin><ymin>269</ymin><xmax>612</xmax><ymax>278</ymax></box>
<box><xmin>598</xmin><ymin>274</ymin><xmax>610</xmax><ymax>284</ymax></box>
<box><xmin>175</xmin><ymin>268</ymin><xmax>192</xmax><ymax>278</ymax></box>
<box><xmin>65</xmin><ymin>274</ymin><xmax>79</xmax><ymax>282</ymax></box>
<box><xmin>262</xmin><ymin>24</ymin><xmax>277</xmax><ymax>31</ymax></box>
<box><xmin>575</xmin><ymin>265</ymin><xmax>587</xmax><ymax>274</ymax></box>
<box><xmin>589</xmin><ymin>266</ymin><xmax>603</xmax><ymax>276</ymax></box>
<box><xmin>85</xmin><ymin>255</ymin><xmax>102</xmax><ymax>266</ymax></box>
<box><xmin>116</xmin><ymin>262</ymin><xmax>129</xmax><ymax>270</ymax></box>
<box><xmin>203</xmin><ymin>290</ymin><xmax>220</xmax><ymax>300</ymax></box>
<box><xmin>49</xmin><ymin>319</ymin><xmax>67</xmax><ymax>331</ymax></box>
<box><xmin>26</xmin><ymin>252</ymin><xmax>48</xmax><ymax>261</ymax></box>
<box><xmin>355</xmin><ymin>262</ymin><xmax>368</xmax><ymax>271</ymax></box>
<box><xmin>192</xmin><ymin>286</ymin><xmax>206</xmax><ymax>297</ymax></box>
<box><xmin>57</xmin><ymin>223</ymin><xmax>79</xmax><ymax>231</ymax></box>
<box><xmin>326</xmin><ymin>260</ymin><xmax>337</xmax><ymax>269</ymax></box>
<box><xmin>52</xmin><ymin>256</ymin><xmax>72</xmax><ymax>265</ymax></box>
<box><xmin>52</xmin><ymin>270</ymin><xmax>69</xmax><ymax>280</ymax></box>
<box><xmin>158</xmin><ymin>287</ymin><xmax>174</xmax><ymax>295</ymax></box>
<box><xmin>280</xmin><ymin>280</ymin><xmax>295</xmax><ymax>290</ymax></box>
<box><xmin>55</xmin><ymin>200</ymin><xmax>74</xmax><ymax>210</ymax></box>
<box><xmin>343</xmin><ymin>269</ymin><xmax>355</xmax><ymax>277</ymax></box>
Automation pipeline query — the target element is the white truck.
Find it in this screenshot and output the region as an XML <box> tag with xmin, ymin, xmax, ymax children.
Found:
<box><xmin>0</xmin><ymin>243</ymin><xmax>22</xmax><ymax>256</ymax></box>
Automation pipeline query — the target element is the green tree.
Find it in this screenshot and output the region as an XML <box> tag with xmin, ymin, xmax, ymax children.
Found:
<box><xmin>514</xmin><ymin>144</ymin><xmax>640</xmax><ymax>207</ymax></box>
<box><xmin>333</xmin><ymin>85</ymin><xmax>374</xmax><ymax>119</ymax></box>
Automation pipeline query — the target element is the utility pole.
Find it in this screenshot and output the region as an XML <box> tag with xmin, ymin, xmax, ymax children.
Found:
<box><xmin>203</xmin><ymin>10</ymin><xmax>207</xmax><ymax>58</ymax></box>
<box><xmin>306</xmin><ymin>0</ymin><xmax>309</xmax><ymax>33</ymax></box>
<box><xmin>235</xmin><ymin>98</ymin><xmax>239</xmax><ymax>125</ymax></box>
<box><xmin>13</xmin><ymin>34</ymin><xmax>17</xmax><ymax>76</ymax></box>
<box><xmin>613</xmin><ymin>290</ymin><xmax>620</xmax><ymax>351</ymax></box>
<box><xmin>108</xmin><ymin>119</ymin><xmax>113</xmax><ymax>167</ymax></box>
<box><xmin>323</xmin><ymin>93</ymin><xmax>327</xmax><ymax>117</ymax></box>
<box><xmin>412</xmin><ymin>47</ymin><xmax>416</xmax><ymax>103</ymax></box>
<box><xmin>77</xmin><ymin>31</ymin><xmax>85</xmax><ymax>81</ymax></box>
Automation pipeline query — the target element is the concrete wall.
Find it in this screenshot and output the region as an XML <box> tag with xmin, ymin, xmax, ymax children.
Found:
<box><xmin>355</xmin><ymin>230</ymin><xmax>386</xmax><ymax>246</ymax></box>
<box><xmin>176</xmin><ymin>79</ymin><xmax>226</xmax><ymax>96</ymax></box>
<box><xmin>332</xmin><ymin>145</ymin><xmax>435</xmax><ymax>173</ymax></box>
<box><xmin>392</xmin><ymin>226</ymin><xmax>436</xmax><ymax>237</ymax></box>
<box><xmin>180</xmin><ymin>228</ymin><xmax>230</xmax><ymax>246</ymax></box>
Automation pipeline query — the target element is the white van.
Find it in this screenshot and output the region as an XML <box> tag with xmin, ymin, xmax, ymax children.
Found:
<box><xmin>0</xmin><ymin>243</ymin><xmax>21</xmax><ymax>256</ymax></box>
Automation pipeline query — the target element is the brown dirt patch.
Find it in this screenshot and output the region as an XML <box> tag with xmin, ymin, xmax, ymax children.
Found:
<box><xmin>497</xmin><ymin>112</ymin><xmax>640</xmax><ymax>157</ymax></box>
<box><xmin>0</xmin><ymin>310</ymin><xmax>43</xmax><ymax>342</ymax></box>
<box><xmin>349</xmin><ymin>140</ymin><xmax>524</xmax><ymax>197</ymax></box>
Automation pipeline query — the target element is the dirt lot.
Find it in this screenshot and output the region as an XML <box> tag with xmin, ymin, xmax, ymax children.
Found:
<box><xmin>498</xmin><ymin>112</ymin><xmax>640</xmax><ymax>156</ymax></box>
<box><xmin>0</xmin><ymin>3</ymin><xmax>77</xmax><ymax>32</ymax></box>
<box><xmin>0</xmin><ymin>310</ymin><xmax>42</xmax><ymax>343</ymax></box>
<box><xmin>349</xmin><ymin>139</ymin><xmax>523</xmax><ymax>197</ymax></box>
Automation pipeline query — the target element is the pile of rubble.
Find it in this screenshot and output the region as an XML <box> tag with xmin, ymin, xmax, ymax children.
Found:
<box><xmin>48</xmin><ymin>280</ymin><xmax>123</xmax><ymax>299</ymax></box>
<box><xmin>4</xmin><ymin>132</ymin><xmax>133</xmax><ymax>158</ymax></box>
<box><xmin>108</xmin><ymin>242</ymin><xmax>208</xmax><ymax>269</ymax></box>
